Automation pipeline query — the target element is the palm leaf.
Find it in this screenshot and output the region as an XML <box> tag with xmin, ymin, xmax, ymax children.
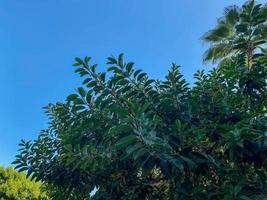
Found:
<box><xmin>202</xmin><ymin>23</ymin><xmax>233</xmax><ymax>42</ymax></box>
<box><xmin>224</xmin><ymin>5</ymin><xmax>240</xmax><ymax>25</ymax></box>
<box><xmin>203</xmin><ymin>43</ymin><xmax>233</xmax><ymax>63</ymax></box>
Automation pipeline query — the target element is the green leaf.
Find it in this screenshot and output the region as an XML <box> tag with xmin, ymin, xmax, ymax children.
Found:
<box><xmin>67</xmin><ymin>94</ymin><xmax>79</xmax><ymax>101</ymax></box>
<box><xmin>82</xmin><ymin>78</ymin><xmax>92</xmax><ymax>85</ymax></box>
<box><xmin>17</xmin><ymin>167</ymin><xmax>28</xmax><ymax>172</ymax></box>
<box><xmin>118</xmin><ymin>53</ymin><xmax>124</xmax><ymax>67</ymax></box>
<box><xmin>86</xmin><ymin>92</ymin><xmax>92</xmax><ymax>103</ymax></box>
<box><xmin>100</xmin><ymin>73</ymin><xmax>106</xmax><ymax>82</ymax></box>
<box><xmin>77</xmin><ymin>87</ymin><xmax>86</xmax><ymax>97</ymax></box>
<box><xmin>91</xmin><ymin>64</ymin><xmax>97</xmax><ymax>73</ymax></box>
<box><xmin>110</xmin><ymin>107</ymin><xmax>129</xmax><ymax>117</ymax></box>
<box><xmin>239</xmin><ymin>196</ymin><xmax>252</xmax><ymax>200</ymax></box>
<box><xmin>126</xmin><ymin>62</ymin><xmax>134</xmax><ymax>73</ymax></box>
<box><xmin>75</xmin><ymin>105</ymin><xmax>86</xmax><ymax>111</ymax></box>
<box><xmin>73</xmin><ymin>62</ymin><xmax>82</xmax><ymax>66</ymax></box>
<box><xmin>109</xmin><ymin>124</ymin><xmax>132</xmax><ymax>134</ymax></box>
<box><xmin>93</xmin><ymin>86</ymin><xmax>103</xmax><ymax>93</ymax></box>
<box><xmin>107</xmin><ymin>66</ymin><xmax>119</xmax><ymax>72</ymax></box>
<box><xmin>107</xmin><ymin>57</ymin><xmax>117</xmax><ymax>64</ymax></box>
<box><xmin>133</xmin><ymin>147</ymin><xmax>148</xmax><ymax>160</ymax></box>
<box><xmin>117</xmin><ymin>79</ymin><xmax>129</xmax><ymax>85</ymax></box>
<box><xmin>75</xmin><ymin>57</ymin><xmax>83</xmax><ymax>64</ymax></box>
<box><xmin>87</xmin><ymin>81</ymin><xmax>97</xmax><ymax>88</ymax></box>
<box><xmin>126</xmin><ymin>143</ymin><xmax>143</xmax><ymax>155</ymax></box>
<box><xmin>144</xmin><ymin>79</ymin><xmax>155</xmax><ymax>87</ymax></box>
<box><xmin>84</xmin><ymin>56</ymin><xmax>91</xmax><ymax>63</ymax></box>
<box><xmin>137</xmin><ymin>72</ymin><xmax>147</xmax><ymax>81</ymax></box>
<box><xmin>133</xmin><ymin>69</ymin><xmax>142</xmax><ymax>78</ymax></box>
<box><xmin>115</xmin><ymin>134</ymin><xmax>137</xmax><ymax>148</ymax></box>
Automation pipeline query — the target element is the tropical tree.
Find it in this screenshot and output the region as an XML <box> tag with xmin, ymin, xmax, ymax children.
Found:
<box><xmin>202</xmin><ymin>0</ymin><xmax>267</xmax><ymax>68</ymax></box>
<box><xmin>0</xmin><ymin>166</ymin><xmax>49</xmax><ymax>200</ymax></box>
<box><xmin>13</xmin><ymin>51</ymin><xmax>267</xmax><ymax>199</ymax></box>
<box><xmin>13</xmin><ymin>1</ymin><xmax>267</xmax><ymax>199</ymax></box>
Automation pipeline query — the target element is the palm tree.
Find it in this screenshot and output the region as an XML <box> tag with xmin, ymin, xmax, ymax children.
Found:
<box><xmin>202</xmin><ymin>0</ymin><xmax>267</xmax><ymax>68</ymax></box>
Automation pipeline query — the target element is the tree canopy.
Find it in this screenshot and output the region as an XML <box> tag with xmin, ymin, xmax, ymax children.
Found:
<box><xmin>0</xmin><ymin>166</ymin><xmax>49</xmax><ymax>200</ymax></box>
<box><xmin>13</xmin><ymin>0</ymin><xmax>267</xmax><ymax>199</ymax></box>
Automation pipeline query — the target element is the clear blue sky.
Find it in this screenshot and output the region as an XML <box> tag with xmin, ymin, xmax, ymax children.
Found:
<box><xmin>0</xmin><ymin>0</ymin><xmax>263</xmax><ymax>166</ymax></box>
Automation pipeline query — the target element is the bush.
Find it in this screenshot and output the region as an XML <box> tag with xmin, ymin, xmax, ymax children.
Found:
<box><xmin>0</xmin><ymin>166</ymin><xmax>49</xmax><ymax>200</ymax></box>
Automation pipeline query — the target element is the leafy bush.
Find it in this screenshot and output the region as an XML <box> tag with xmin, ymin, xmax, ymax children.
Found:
<box><xmin>0</xmin><ymin>166</ymin><xmax>49</xmax><ymax>200</ymax></box>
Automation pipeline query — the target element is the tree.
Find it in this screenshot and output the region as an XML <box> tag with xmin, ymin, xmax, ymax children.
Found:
<box><xmin>0</xmin><ymin>166</ymin><xmax>49</xmax><ymax>200</ymax></box>
<box><xmin>13</xmin><ymin>52</ymin><xmax>267</xmax><ymax>199</ymax></box>
<box><xmin>202</xmin><ymin>0</ymin><xmax>267</xmax><ymax>68</ymax></box>
<box><xmin>13</xmin><ymin>1</ymin><xmax>267</xmax><ymax>200</ymax></box>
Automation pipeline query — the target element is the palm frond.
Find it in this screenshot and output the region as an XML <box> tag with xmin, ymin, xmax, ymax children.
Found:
<box><xmin>261</xmin><ymin>4</ymin><xmax>267</xmax><ymax>19</ymax></box>
<box><xmin>243</xmin><ymin>0</ymin><xmax>256</xmax><ymax>11</ymax></box>
<box><xmin>203</xmin><ymin>43</ymin><xmax>233</xmax><ymax>63</ymax></box>
<box><xmin>224</xmin><ymin>5</ymin><xmax>240</xmax><ymax>25</ymax></box>
<box><xmin>202</xmin><ymin>23</ymin><xmax>233</xmax><ymax>43</ymax></box>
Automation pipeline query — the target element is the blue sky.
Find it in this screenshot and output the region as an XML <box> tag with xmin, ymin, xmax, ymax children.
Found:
<box><xmin>0</xmin><ymin>0</ymin><xmax>264</xmax><ymax>166</ymax></box>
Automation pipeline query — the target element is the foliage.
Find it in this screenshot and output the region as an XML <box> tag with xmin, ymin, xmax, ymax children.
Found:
<box><xmin>0</xmin><ymin>166</ymin><xmax>49</xmax><ymax>200</ymax></box>
<box><xmin>13</xmin><ymin>0</ymin><xmax>267</xmax><ymax>199</ymax></box>
<box><xmin>202</xmin><ymin>0</ymin><xmax>267</xmax><ymax>68</ymax></box>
